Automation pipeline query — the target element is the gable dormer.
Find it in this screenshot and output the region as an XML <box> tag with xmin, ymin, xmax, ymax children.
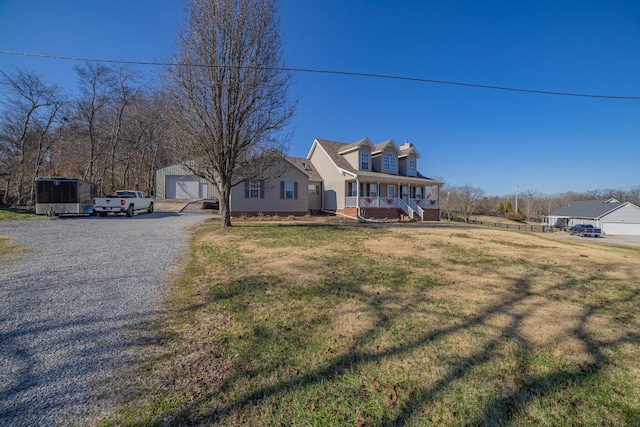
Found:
<box><xmin>338</xmin><ymin>138</ymin><xmax>375</xmax><ymax>171</ymax></box>
<box><xmin>398</xmin><ymin>141</ymin><xmax>421</xmax><ymax>177</ymax></box>
<box><xmin>371</xmin><ymin>139</ymin><xmax>400</xmax><ymax>174</ymax></box>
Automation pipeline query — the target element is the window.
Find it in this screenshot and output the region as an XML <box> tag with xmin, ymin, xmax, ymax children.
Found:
<box><xmin>369</xmin><ymin>183</ymin><xmax>378</xmax><ymax>197</ymax></box>
<box><xmin>360</xmin><ymin>153</ymin><xmax>369</xmax><ymax>170</ymax></box>
<box><xmin>347</xmin><ymin>182</ymin><xmax>358</xmax><ymax>197</ymax></box>
<box><xmin>280</xmin><ymin>181</ymin><xmax>298</xmax><ymax>199</ymax></box>
<box><xmin>387</xmin><ymin>185</ymin><xmax>395</xmax><ymax>198</ymax></box>
<box><xmin>408</xmin><ymin>159</ymin><xmax>416</xmax><ymax>176</ymax></box>
<box><xmin>308</xmin><ymin>184</ymin><xmax>320</xmax><ymax>195</ymax></box>
<box><xmin>384</xmin><ymin>154</ymin><xmax>396</xmax><ymax>171</ymax></box>
<box><xmin>245</xmin><ymin>181</ymin><xmax>263</xmax><ymax>198</ymax></box>
<box><xmin>360</xmin><ymin>183</ymin><xmax>377</xmax><ymax>197</ymax></box>
<box><xmin>412</xmin><ymin>187</ymin><xmax>423</xmax><ymax>198</ymax></box>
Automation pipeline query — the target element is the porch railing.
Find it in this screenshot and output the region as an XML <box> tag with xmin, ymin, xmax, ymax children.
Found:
<box><xmin>407</xmin><ymin>198</ymin><xmax>424</xmax><ymax>220</ymax></box>
<box><xmin>397</xmin><ymin>198</ymin><xmax>414</xmax><ymax>219</ymax></box>
<box><xmin>345</xmin><ymin>196</ymin><xmax>438</xmax><ymax>210</ymax></box>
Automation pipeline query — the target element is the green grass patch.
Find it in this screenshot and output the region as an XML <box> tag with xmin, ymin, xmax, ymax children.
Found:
<box><xmin>0</xmin><ymin>206</ymin><xmax>39</xmax><ymax>220</ymax></box>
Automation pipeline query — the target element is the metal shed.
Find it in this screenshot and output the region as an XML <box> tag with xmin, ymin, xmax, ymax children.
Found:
<box><xmin>155</xmin><ymin>164</ymin><xmax>218</xmax><ymax>200</ymax></box>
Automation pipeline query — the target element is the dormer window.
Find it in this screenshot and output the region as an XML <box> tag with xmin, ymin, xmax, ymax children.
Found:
<box><xmin>360</xmin><ymin>153</ymin><xmax>369</xmax><ymax>170</ymax></box>
<box><xmin>408</xmin><ymin>159</ymin><xmax>416</xmax><ymax>176</ymax></box>
<box><xmin>384</xmin><ymin>154</ymin><xmax>396</xmax><ymax>171</ymax></box>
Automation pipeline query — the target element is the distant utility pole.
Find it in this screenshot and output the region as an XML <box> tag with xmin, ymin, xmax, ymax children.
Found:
<box><xmin>515</xmin><ymin>185</ymin><xmax>519</xmax><ymax>214</ymax></box>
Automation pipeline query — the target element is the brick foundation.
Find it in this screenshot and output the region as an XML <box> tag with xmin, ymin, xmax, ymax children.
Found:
<box><xmin>337</xmin><ymin>208</ymin><xmax>441</xmax><ymax>221</ymax></box>
<box><xmin>231</xmin><ymin>211</ymin><xmax>310</xmax><ymax>218</ymax></box>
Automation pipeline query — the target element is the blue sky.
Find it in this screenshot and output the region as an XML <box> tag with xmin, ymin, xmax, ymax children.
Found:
<box><xmin>1</xmin><ymin>0</ymin><xmax>638</xmax><ymax>196</ymax></box>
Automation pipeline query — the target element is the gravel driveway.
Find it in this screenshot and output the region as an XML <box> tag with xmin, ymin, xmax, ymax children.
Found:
<box><xmin>0</xmin><ymin>211</ymin><xmax>208</xmax><ymax>426</ymax></box>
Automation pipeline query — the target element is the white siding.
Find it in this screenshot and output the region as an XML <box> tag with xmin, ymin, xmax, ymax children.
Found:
<box><xmin>602</xmin><ymin>223</ymin><xmax>640</xmax><ymax>235</ymax></box>
<box><xmin>601</xmin><ymin>203</ymin><xmax>640</xmax><ymax>235</ymax></box>
<box><xmin>309</xmin><ymin>143</ymin><xmax>347</xmax><ymax>210</ymax></box>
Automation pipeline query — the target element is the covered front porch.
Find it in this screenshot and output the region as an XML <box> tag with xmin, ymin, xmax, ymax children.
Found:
<box><xmin>344</xmin><ymin>180</ymin><xmax>440</xmax><ymax>221</ymax></box>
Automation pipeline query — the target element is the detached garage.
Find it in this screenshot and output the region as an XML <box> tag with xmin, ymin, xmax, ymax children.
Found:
<box><xmin>545</xmin><ymin>198</ymin><xmax>640</xmax><ymax>236</ymax></box>
<box><xmin>155</xmin><ymin>164</ymin><xmax>217</xmax><ymax>200</ymax></box>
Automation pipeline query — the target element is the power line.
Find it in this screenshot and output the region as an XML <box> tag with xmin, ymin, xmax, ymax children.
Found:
<box><xmin>2</xmin><ymin>49</ymin><xmax>639</xmax><ymax>100</ymax></box>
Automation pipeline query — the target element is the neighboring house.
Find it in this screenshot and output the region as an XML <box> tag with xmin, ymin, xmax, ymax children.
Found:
<box><xmin>544</xmin><ymin>198</ymin><xmax>640</xmax><ymax>235</ymax></box>
<box><xmin>307</xmin><ymin>138</ymin><xmax>442</xmax><ymax>220</ymax></box>
<box><xmin>154</xmin><ymin>137</ymin><xmax>443</xmax><ymax>221</ymax></box>
<box><xmin>155</xmin><ymin>163</ymin><xmax>218</xmax><ymax>200</ymax></box>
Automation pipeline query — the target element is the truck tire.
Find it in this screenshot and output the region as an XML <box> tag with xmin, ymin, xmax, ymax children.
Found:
<box><xmin>147</xmin><ymin>203</ymin><xmax>154</xmax><ymax>214</ymax></box>
<box><xmin>126</xmin><ymin>204</ymin><xmax>134</xmax><ymax>217</ymax></box>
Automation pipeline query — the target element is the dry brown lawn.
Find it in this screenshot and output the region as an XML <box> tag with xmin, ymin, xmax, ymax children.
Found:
<box><xmin>98</xmin><ymin>219</ymin><xmax>640</xmax><ymax>426</ymax></box>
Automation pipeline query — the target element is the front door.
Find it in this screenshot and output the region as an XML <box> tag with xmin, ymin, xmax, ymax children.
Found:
<box><xmin>401</xmin><ymin>185</ymin><xmax>409</xmax><ymax>201</ymax></box>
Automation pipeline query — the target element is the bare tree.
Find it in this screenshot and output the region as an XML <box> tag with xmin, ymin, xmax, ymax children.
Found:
<box><xmin>105</xmin><ymin>65</ymin><xmax>143</xmax><ymax>192</ymax></box>
<box><xmin>0</xmin><ymin>68</ymin><xmax>64</xmax><ymax>205</ymax></box>
<box><xmin>439</xmin><ymin>184</ymin><xmax>456</xmax><ymax>220</ymax></box>
<box><xmin>73</xmin><ymin>63</ymin><xmax>114</xmax><ymax>190</ymax></box>
<box><xmin>455</xmin><ymin>185</ymin><xmax>486</xmax><ymax>222</ymax></box>
<box><xmin>165</xmin><ymin>0</ymin><xmax>296</xmax><ymax>226</ymax></box>
<box><xmin>440</xmin><ymin>184</ymin><xmax>485</xmax><ymax>222</ymax></box>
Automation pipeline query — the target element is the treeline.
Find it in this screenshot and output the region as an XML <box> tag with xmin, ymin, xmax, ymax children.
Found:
<box><xmin>0</xmin><ymin>64</ymin><xmax>174</xmax><ymax>205</ymax></box>
<box><xmin>440</xmin><ymin>184</ymin><xmax>640</xmax><ymax>223</ymax></box>
<box><xmin>2</xmin><ymin>65</ymin><xmax>638</xmax><ymax>212</ymax></box>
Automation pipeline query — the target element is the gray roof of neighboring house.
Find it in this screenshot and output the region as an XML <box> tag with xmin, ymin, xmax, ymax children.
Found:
<box><xmin>549</xmin><ymin>199</ymin><xmax>624</xmax><ymax>219</ymax></box>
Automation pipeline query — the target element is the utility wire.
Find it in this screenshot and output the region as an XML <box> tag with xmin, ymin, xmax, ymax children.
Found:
<box><xmin>2</xmin><ymin>49</ymin><xmax>639</xmax><ymax>100</ymax></box>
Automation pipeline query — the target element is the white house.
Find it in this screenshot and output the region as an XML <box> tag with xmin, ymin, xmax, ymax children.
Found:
<box><xmin>544</xmin><ymin>198</ymin><xmax>640</xmax><ymax>235</ymax></box>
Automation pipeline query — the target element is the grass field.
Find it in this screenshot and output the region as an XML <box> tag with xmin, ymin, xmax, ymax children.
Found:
<box><xmin>94</xmin><ymin>220</ymin><xmax>640</xmax><ymax>426</ymax></box>
<box><xmin>0</xmin><ymin>206</ymin><xmax>38</xmax><ymax>221</ymax></box>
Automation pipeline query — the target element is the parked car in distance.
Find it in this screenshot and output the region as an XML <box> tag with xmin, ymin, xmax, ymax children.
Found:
<box><xmin>569</xmin><ymin>224</ymin><xmax>601</xmax><ymax>237</ymax></box>
<box><xmin>93</xmin><ymin>190</ymin><xmax>154</xmax><ymax>217</ymax></box>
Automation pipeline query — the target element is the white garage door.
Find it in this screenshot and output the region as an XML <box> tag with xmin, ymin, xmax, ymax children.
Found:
<box><xmin>165</xmin><ymin>175</ymin><xmax>200</xmax><ymax>199</ymax></box>
<box><xmin>602</xmin><ymin>223</ymin><xmax>640</xmax><ymax>236</ymax></box>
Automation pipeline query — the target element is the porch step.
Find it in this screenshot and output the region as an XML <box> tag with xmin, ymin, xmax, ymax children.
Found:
<box><xmin>400</xmin><ymin>213</ymin><xmax>421</xmax><ymax>221</ymax></box>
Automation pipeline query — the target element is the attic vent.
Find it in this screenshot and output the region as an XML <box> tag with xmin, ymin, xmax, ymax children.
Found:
<box><xmin>302</xmin><ymin>162</ymin><xmax>311</xmax><ymax>170</ymax></box>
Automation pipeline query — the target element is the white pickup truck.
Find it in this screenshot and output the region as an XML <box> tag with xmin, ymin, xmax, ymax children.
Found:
<box><xmin>93</xmin><ymin>190</ymin><xmax>154</xmax><ymax>217</ymax></box>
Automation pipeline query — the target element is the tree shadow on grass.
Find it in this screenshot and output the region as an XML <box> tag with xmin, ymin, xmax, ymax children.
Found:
<box><xmin>184</xmin><ymin>269</ymin><xmax>637</xmax><ymax>425</ymax></box>
<box><xmin>114</xmin><ymin>225</ymin><xmax>640</xmax><ymax>426</ymax></box>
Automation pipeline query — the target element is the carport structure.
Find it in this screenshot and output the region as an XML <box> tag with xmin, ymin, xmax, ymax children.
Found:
<box><xmin>544</xmin><ymin>198</ymin><xmax>640</xmax><ymax>235</ymax></box>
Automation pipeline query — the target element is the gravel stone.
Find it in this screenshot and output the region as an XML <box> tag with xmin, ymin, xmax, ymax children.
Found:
<box><xmin>0</xmin><ymin>211</ymin><xmax>208</xmax><ymax>426</ymax></box>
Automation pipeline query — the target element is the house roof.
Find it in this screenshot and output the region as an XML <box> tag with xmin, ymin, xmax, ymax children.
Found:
<box><xmin>311</xmin><ymin>139</ymin><xmax>359</xmax><ymax>173</ymax></box>
<box><xmin>337</xmin><ymin>137</ymin><xmax>374</xmax><ymax>154</ymax></box>
<box><xmin>310</xmin><ymin>138</ymin><xmax>442</xmax><ymax>185</ymax></box>
<box><xmin>399</xmin><ymin>143</ymin><xmax>421</xmax><ymax>159</ymax></box>
<box><xmin>372</xmin><ymin>139</ymin><xmax>400</xmax><ymax>155</ymax></box>
<box><xmin>549</xmin><ymin>199</ymin><xmax>626</xmax><ymax>219</ymax></box>
<box><xmin>287</xmin><ymin>157</ymin><xmax>322</xmax><ymax>181</ymax></box>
